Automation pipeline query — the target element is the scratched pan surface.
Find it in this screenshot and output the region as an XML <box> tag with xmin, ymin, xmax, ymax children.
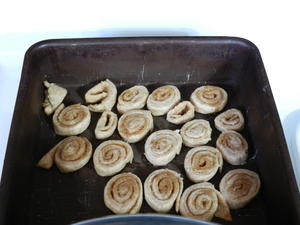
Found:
<box><xmin>1</xmin><ymin>37</ymin><xmax>300</xmax><ymax>225</ymax></box>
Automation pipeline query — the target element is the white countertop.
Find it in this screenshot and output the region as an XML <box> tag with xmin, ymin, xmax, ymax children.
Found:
<box><xmin>1</xmin><ymin>0</ymin><xmax>300</xmax><ymax>188</ymax></box>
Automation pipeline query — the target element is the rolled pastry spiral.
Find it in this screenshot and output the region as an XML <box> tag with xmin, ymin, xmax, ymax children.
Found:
<box><xmin>214</xmin><ymin>108</ymin><xmax>245</xmax><ymax>132</ymax></box>
<box><xmin>144</xmin><ymin>130</ymin><xmax>182</xmax><ymax>166</ymax></box>
<box><xmin>37</xmin><ymin>136</ymin><xmax>92</xmax><ymax>173</ymax></box>
<box><xmin>214</xmin><ymin>188</ymin><xmax>232</xmax><ymax>221</ymax></box>
<box><xmin>93</xmin><ymin>140</ymin><xmax>133</xmax><ymax>176</ymax></box>
<box><xmin>144</xmin><ymin>169</ymin><xmax>183</xmax><ymax>213</ymax></box>
<box><xmin>179</xmin><ymin>182</ymin><xmax>231</xmax><ymax>221</ymax></box>
<box><xmin>190</xmin><ymin>85</ymin><xmax>228</xmax><ymax>114</ymax></box>
<box><xmin>184</xmin><ymin>146</ymin><xmax>223</xmax><ymax>183</ymax></box>
<box><xmin>104</xmin><ymin>172</ymin><xmax>143</xmax><ymax>214</ymax></box>
<box><xmin>53</xmin><ymin>104</ymin><xmax>91</xmax><ymax>136</ymax></box>
<box><xmin>95</xmin><ymin>111</ymin><xmax>118</xmax><ymax>139</ymax></box>
<box><xmin>216</xmin><ymin>131</ymin><xmax>248</xmax><ymax>165</ymax></box>
<box><xmin>42</xmin><ymin>80</ymin><xmax>67</xmax><ymax>115</ymax></box>
<box><xmin>167</xmin><ymin>101</ymin><xmax>195</xmax><ymax>125</ymax></box>
<box><xmin>85</xmin><ymin>79</ymin><xmax>117</xmax><ymax>112</ymax></box>
<box><xmin>180</xmin><ymin>119</ymin><xmax>212</xmax><ymax>147</ymax></box>
<box><xmin>147</xmin><ymin>85</ymin><xmax>181</xmax><ymax>116</ymax></box>
<box><xmin>220</xmin><ymin>169</ymin><xmax>261</xmax><ymax>209</ymax></box>
<box><xmin>118</xmin><ymin>110</ymin><xmax>153</xmax><ymax>143</ymax></box>
<box><xmin>117</xmin><ymin>85</ymin><xmax>149</xmax><ymax>114</ymax></box>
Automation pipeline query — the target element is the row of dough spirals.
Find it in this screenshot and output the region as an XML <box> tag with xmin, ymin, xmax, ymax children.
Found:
<box><xmin>39</xmin><ymin>79</ymin><xmax>261</xmax><ymax>222</ymax></box>
<box><xmin>103</xmin><ymin>169</ymin><xmax>260</xmax><ymax>221</ymax></box>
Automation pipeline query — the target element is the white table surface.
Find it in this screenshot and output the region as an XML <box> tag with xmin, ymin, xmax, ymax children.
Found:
<box><xmin>1</xmin><ymin>0</ymin><xmax>300</xmax><ymax>189</ymax></box>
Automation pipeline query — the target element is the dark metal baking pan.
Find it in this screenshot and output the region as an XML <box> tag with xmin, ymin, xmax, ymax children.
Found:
<box><xmin>0</xmin><ymin>37</ymin><xmax>299</xmax><ymax>225</ymax></box>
